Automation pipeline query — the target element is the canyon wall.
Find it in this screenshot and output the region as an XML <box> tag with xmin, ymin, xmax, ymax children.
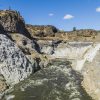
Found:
<box><xmin>0</xmin><ymin>10</ymin><xmax>100</xmax><ymax>100</ymax></box>
<box><xmin>38</xmin><ymin>41</ymin><xmax>100</xmax><ymax>100</ymax></box>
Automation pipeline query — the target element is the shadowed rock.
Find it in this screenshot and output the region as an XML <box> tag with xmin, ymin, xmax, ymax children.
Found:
<box><xmin>0</xmin><ymin>10</ymin><xmax>32</xmax><ymax>39</ymax></box>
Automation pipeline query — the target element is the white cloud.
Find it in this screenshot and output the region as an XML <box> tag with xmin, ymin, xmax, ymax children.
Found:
<box><xmin>49</xmin><ymin>13</ymin><xmax>54</xmax><ymax>16</ymax></box>
<box><xmin>63</xmin><ymin>14</ymin><xmax>74</xmax><ymax>20</ymax></box>
<box><xmin>96</xmin><ymin>7</ymin><xmax>100</xmax><ymax>12</ymax></box>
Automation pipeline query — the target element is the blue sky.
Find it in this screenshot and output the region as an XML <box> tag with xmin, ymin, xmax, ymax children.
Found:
<box><xmin>0</xmin><ymin>0</ymin><xmax>100</xmax><ymax>31</ymax></box>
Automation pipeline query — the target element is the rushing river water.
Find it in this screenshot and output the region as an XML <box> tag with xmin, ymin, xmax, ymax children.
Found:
<box><xmin>3</xmin><ymin>60</ymin><xmax>92</xmax><ymax>100</ymax></box>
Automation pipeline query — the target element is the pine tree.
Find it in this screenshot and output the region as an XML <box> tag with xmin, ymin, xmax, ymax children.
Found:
<box><xmin>73</xmin><ymin>27</ymin><xmax>76</xmax><ymax>31</ymax></box>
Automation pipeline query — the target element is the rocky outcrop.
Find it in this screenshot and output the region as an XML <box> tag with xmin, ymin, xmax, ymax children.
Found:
<box><xmin>26</xmin><ymin>24</ymin><xmax>99</xmax><ymax>42</ymax></box>
<box><xmin>0</xmin><ymin>10</ymin><xmax>32</xmax><ymax>39</ymax></box>
<box><xmin>0</xmin><ymin>10</ymin><xmax>25</xmax><ymax>33</ymax></box>
<box><xmin>68</xmin><ymin>29</ymin><xmax>97</xmax><ymax>37</ymax></box>
<box><xmin>0</xmin><ymin>34</ymin><xmax>40</xmax><ymax>86</ymax></box>
<box><xmin>9</xmin><ymin>33</ymin><xmax>40</xmax><ymax>54</ymax></box>
<box><xmin>82</xmin><ymin>49</ymin><xmax>100</xmax><ymax>100</ymax></box>
<box><xmin>26</xmin><ymin>24</ymin><xmax>58</xmax><ymax>37</ymax></box>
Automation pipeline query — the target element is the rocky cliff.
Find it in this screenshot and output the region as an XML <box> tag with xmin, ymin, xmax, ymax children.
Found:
<box><xmin>0</xmin><ymin>34</ymin><xmax>32</xmax><ymax>85</ymax></box>
<box><xmin>0</xmin><ymin>10</ymin><xmax>26</xmax><ymax>33</ymax></box>
<box><xmin>0</xmin><ymin>9</ymin><xmax>100</xmax><ymax>100</ymax></box>
<box><xmin>0</xmin><ymin>10</ymin><xmax>41</xmax><ymax>97</ymax></box>
<box><xmin>0</xmin><ymin>34</ymin><xmax>42</xmax><ymax>95</ymax></box>
<box><xmin>0</xmin><ymin>10</ymin><xmax>32</xmax><ymax>39</ymax></box>
<box><xmin>26</xmin><ymin>24</ymin><xmax>58</xmax><ymax>37</ymax></box>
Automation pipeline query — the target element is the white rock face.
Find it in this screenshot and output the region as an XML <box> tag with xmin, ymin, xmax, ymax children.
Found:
<box><xmin>75</xmin><ymin>43</ymin><xmax>100</xmax><ymax>71</ymax></box>
<box><xmin>52</xmin><ymin>42</ymin><xmax>92</xmax><ymax>59</ymax></box>
<box><xmin>0</xmin><ymin>34</ymin><xmax>35</xmax><ymax>85</ymax></box>
<box><xmin>42</xmin><ymin>42</ymin><xmax>100</xmax><ymax>71</ymax></box>
<box><xmin>41</xmin><ymin>46</ymin><xmax>54</xmax><ymax>54</ymax></box>
<box><xmin>82</xmin><ymin>47</ymin><xmax>100</xmax><ymax>100</ymax></box>
<box><xmin>38</xmin><ymin>40</ymin><xmax>54</xmax><ymax>55</ymax></box>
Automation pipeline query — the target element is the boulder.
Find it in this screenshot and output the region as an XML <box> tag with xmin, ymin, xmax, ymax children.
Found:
<box><xmin>0</xmin><ymin>34</ymin><xmax>40</xmax><ymax>86</ymax></box>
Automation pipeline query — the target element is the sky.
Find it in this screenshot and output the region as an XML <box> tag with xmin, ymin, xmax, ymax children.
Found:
<box><xmin>0</xmin><ymin>0</ymin><xmax>100</xmax><ymax>31</ymax></box>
